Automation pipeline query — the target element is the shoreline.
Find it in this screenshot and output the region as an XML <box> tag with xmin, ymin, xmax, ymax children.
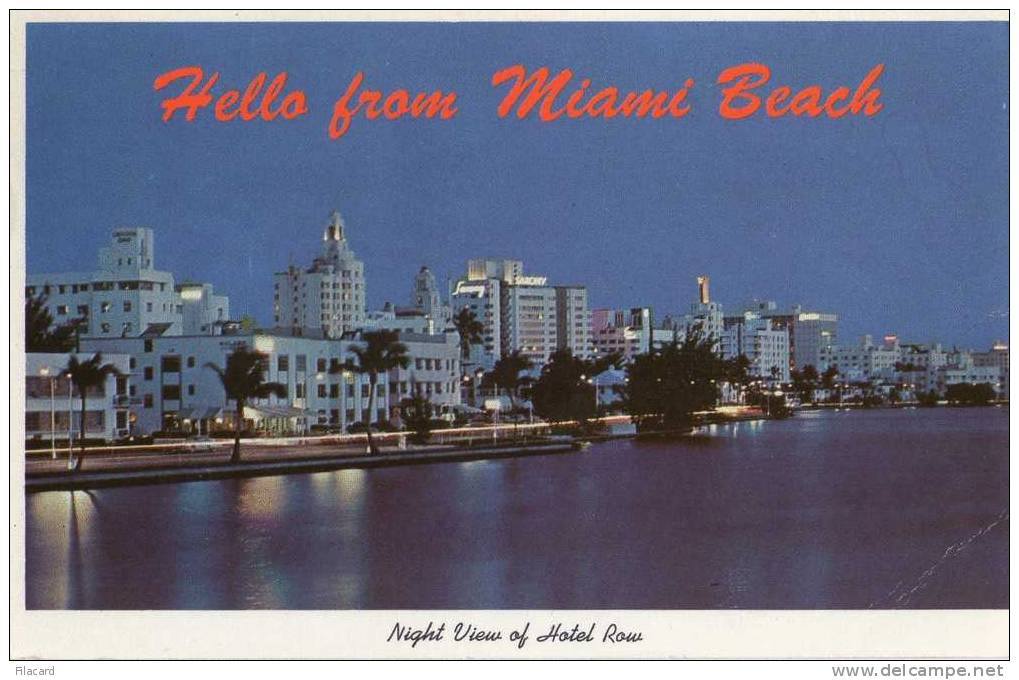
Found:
<box><xmin>25</xmin><ymin>439</ymin><xmax>582</xmax><ymax>493</ymax></box>
<box><xmin>24</xmin><ymin>404</ymin><xmax>1006</xmax><ymax>492</ymax></box>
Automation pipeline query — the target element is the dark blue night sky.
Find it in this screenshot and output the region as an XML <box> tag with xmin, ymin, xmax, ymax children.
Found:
<box><xmin>25</xmin><ymin>21</ymin><xmax>1008</xmax><ymax>347</ymax></box>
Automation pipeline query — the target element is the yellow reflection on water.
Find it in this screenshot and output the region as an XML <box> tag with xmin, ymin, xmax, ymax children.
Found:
<box><xmin>235</xmin><ymin>477</ymin><xmax>286</xmax><ymax>523</ymax></box>
<box><xmin>28</xmin><ymin>490</ymin><xmax>99</xmax><ymax>608</ymax></box>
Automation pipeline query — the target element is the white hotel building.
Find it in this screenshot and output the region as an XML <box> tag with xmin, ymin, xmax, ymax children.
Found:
<box><xmin>26</xmin><ymin>228</ymin><xmax>229</xmax><ymax>339</ymax></box>
<box><xmin>273</xmin><ymin>210</ymin><xmax>366</xmax><ymax>338</ymax></box>
<box><xmin>81</xmin><ymin>328</ymin><xmax>462</xmax><ymax>436</ymax></box>
<box><xmin>25</xmin><ymin>352</ymin><xmax>132</xmax><ymax>444</ymax></box>
<box><xmin>451</xmin><ymin>259</ymin><xmax>592</xmax><ymax>368</ymax></box>
<box><xmin>721</xmin><ymin>311</ymin><xmax>791</xmax><ymax>383</ymax></box>
<box><xmin>27</xmin><ymin>216</ymin><xmax>462</xmax><ymax>439</ymax></box>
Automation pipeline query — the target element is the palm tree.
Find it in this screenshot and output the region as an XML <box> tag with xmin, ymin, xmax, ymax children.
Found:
<box><xmin>452</xmin><ymin>307</ymin><xmax>484</xmax><ymax>362</ymax></box>
<box><xmin>490</xmin><ymin>350</ymin><xmax>534</xmax><ymax>413</ymax></box>
<box><xmin>27</xmin><ymin>292</ymin><xmax>83</xmax><ymax>353</ymax></box>
<box><xmin>64</xmin><ymin>353</ymin><xmax>121</xmax><ymax>472</ymax></box>
<box><xmin>331</xmin><ymin>329</ymin><xmax>410</xmax><ymax>455</ymax></box>
<box><xmin>725</xmin><ymin>354</ymin><xmax>752</xmax><ymax>404</ymax></box>
<box><xmin>205</xmin><ymin>347</ymin><xmax>287</xmax><ymax>463</ymax></box>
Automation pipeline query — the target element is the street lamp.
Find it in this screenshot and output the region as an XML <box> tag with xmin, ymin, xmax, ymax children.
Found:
<box><xmin>39</xmin><ymin>367</ymin><xmax>56</xmax><ymax>459</ymax></box>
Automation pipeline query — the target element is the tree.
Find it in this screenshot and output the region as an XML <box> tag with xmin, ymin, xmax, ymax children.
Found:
<box><xmin>618</xmin><ymin>330</ymin><xmax>727</xmax><ymax>434</ymax></box>
<box><xmin>26</xmin><ymin>292</ymin><xmax>83</xmax><ymax>353</ymax></box>
<box><xmin>205</xmin><ymin>347</ymin><xmax>287</xmax><ymax>463</ymax></box>
<box><xmin>530</xmin><ymin>349</ymin><xmax>621</xmax><ymax>424</ymax></box>
<box><xmin>64</xmin><ymin>353</ymin><xmax>121</xmax><ymax>472</ymax></box>
<box><xmin>791</xmin><ymin>364</ymin><xmax>820</xmax><ymax>404</ymax></box>
<box><xmin>821</xmin><ymin>364</ymin><xmax>839</xmax><ymax>390</ymax></box>
<box><xmin>331</xmin><ymin>329</ymin><xmax>410</xmax><ymax>455</ymax></box>
<box><xmin>945</xmin><ymin>382</ymin><xmax>996</xmax><ymax>406</ymax></box>
<box><xmin>453</xmin><ymin>307</ymin><xmax>484</xmax><ymax>362</ymax></box>
<box><xmin>237</xmin><ymin>314</ymin><xmax>257</xmax><ymax>333</ymax></box>
<box><xmin>400</xmin><ymin>395</ymin><xmax>434</xmax><ymax>445</ymax></box>
<box><xmin>489</xmin><ymin>350</ymin><xmax>534</xmax><ymax>413</ymax></box>
<box><xmin>725</xmin><ymin>354</ymin><xmax>752</xmax><ymax>404</ymax></box>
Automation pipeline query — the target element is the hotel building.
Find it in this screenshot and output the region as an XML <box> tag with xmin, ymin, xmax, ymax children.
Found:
<box><xmin>721</xmin><ymin>311</ymin><xmax>791</xmax><ymax>383</ymax></box>
<box><xmin>451</xmin><ymin>259</ymin><xmax>592</xmax><ymax>367</ymax></box>
<box><xmin>273</xmin><ymin>210</ymin><xmax>366</xmax><ymax>338</ymax></box>
<box><xmin>591</xmin><ymin>307</ymin><xmax>653</xmax><ymax>361</ymax></box>
<box><xmin>26</xmin><ymin>228</ymin><xmax>229</xmax><ymax>339</ymax></box>
<box><xmin>81</xmin><ymin>328</ymin><xmax>461</xmax><ymax>436</ymax></box>
<box><xmin>26</xmin><ymin>352</ymin><xmax>132</xmax><ymax>443</ymax></box>
<box><xmin>819</xmin><ymin>334</ymin><xmax>902</xmax><ymax>382</ymax></box>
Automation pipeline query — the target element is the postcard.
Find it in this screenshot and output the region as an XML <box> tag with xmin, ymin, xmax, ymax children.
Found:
<box><xmin>9</xmin><ymin>10</ymin><xmax>1010</xmax><ymax>664</ymax></box>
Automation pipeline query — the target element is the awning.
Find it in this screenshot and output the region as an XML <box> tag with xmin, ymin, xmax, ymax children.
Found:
<box><xmin>178</xmin><ymin>406</ymin><xmax>226</xmax><ymax>421</ymax></box>
<box><xmin>451</xmin><ymin>404</ymin><xmax>485</xmax><ymax>414</ymax></box>
<box><xmin>243</xmin><ymin>404</ymin><xmax>310</xmax><ymax>419</ymax></box>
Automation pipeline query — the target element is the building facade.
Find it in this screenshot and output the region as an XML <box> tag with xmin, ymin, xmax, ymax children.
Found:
<box><xmin>26</xmin><ymin>228</ymin><xmax>228</xmax><ymax>339</ymax></box>
<box><xmin>452</xmin><ymin>259</ymin><xmax>592</xmax><ymax>367</ymax></box>
<box><xmin>685</xmin><ymin>276</ymin><xmax>724</xmax><ymax>344</ymax></box>
<box><xmin>450</xmin><ymin>277</ymin><xmax>502</xmax><ymax>369</ymax></box>
<box><xmin>591</xmin><ymin>307</ymin><xmax>652</xmax><ymax>361</ymax></box>
<box><xmin>554</xmin><ymin>286</ymin><xmax>593</xmax><ymax>360</ymax></box>
<box><xmin>721</xmin><ymin>312</ymin><xmax>791</xmax><ymax>383</ymax></box>
<box><xmin>80</xmin><ymin>327</ymin><xmax>460</xmax><ymax>436</ymax></box>
<box><xmin>26</xmin><ymin>352</ymin><xmax>132</xmax><ymax>444</ymax></box>
<box><xmin>819</xmin><ymin>334</ymin><xmax>902</xmax><ymax>382</ymax></box>
<box><xmin>273</xmin><ymin>210</ymin><xmax>366</xmax><ymax>338</ymax></box>
<box><xmin>501</xmin><ymin>282</ymin><xmax>558</xmax><ymax>364</ymax></box>
<box><xmin>410</xmin><ymin>265</ymin><xmax>450</xmax><ymax>328</ymax></box>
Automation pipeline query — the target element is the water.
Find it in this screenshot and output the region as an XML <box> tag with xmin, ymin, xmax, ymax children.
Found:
<box><xmin>25</xmin><ymin>408</ymin><xmax>1008</xmax><ymax>609</ymax></box>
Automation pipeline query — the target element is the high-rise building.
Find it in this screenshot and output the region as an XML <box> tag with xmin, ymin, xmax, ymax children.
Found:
<box><xmin>502</xmin><ymin>282</ymin><xmax>558</xmax><ymax>364</ymax></box>
<box><xmin>272</xmin><ymin>210</ymin><xmax>366</xmax><ymax>338</ymax></box>
<box><xmin>741</xmin><ymin>301</ymin><xmax>838</xmax><ymax>371</ymax></box>
<box><xmin>685</xmin><ymin>275</ymin><xmax>724</xmax><ymax>342</ymax></box>
<box><xmin>555</xmin><ymin>286</ymin><xmax>592</xmax><ymax>360</ymax></box>
<box><xmin>26</xmin><ymin>227</ymin><xmax>229</xmax><ymax>339</ymax></box>
<box><xmin>410</xmin><ymin>265</ymin><xmax>450</xmax><ymax>328</ymax></box>
<box><xmin>721</xmin><ymin>311</ymin><xmax>791</xmax><ymax>383</ymax></box>
<box><xmin>452</xmin><ymin>259</ymin><xmax>592</xmax><ymax>366</ymax></box>
<box><xmin>450</xmin><ymin>277</ymin><xmax>502</xmax><ymax>369</ymax></box>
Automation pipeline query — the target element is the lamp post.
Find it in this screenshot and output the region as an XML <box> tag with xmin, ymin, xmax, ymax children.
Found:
<box><xmin>66</xmin><ymin>372</ymin><xmax>73</xmax><ymax>459</ymax></box>
<box><xmin>39</xmin><ymin>367</ymin><xmax>56</xmax><ymax>459</ymax></box>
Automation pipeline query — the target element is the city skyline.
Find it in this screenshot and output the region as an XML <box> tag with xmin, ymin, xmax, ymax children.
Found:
<box><xmin>25</xmin><ymin>22</ymin><xmax>1008</xmax><ymax>347</ymax></box>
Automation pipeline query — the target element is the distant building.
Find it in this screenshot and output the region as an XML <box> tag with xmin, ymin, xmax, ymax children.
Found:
<box><xmin>684</xmin><ymin>275</ymin><xmax>724</xmax><ymax>343</ymax></box>
<box><xmin>743</xmin><ymin>300</ymin><xmax>838</xmax><ymax>371</ymax></box>
<box><xmin>450</xmin><ymin>277</ymin><xmax>502</xmax><ymax>368</ymax></box>
<box><xmin>555</xmin><ymin>286</ymin><xmax>592</xmax><ymax>360</ymax></box>
<box><xmin>721</xmin><ymin>311</ymin><xmax>790</xmax><ymax>383</ymax></box>
<box><xmin>26</xmin><ymin>227</ymin><xmax>229</xmax><ymax>339</ymax></box>
<box><xmin>787</xmin><ymin>310</ymin><xmax>839</xmax><ymax>371</ymax></box>
<box><xmin>936</xmin><ymin>350</ymin><xmax>1007</xmax><ymax>397</ymax></box>
<box><xmin>502</xmin><ymin>281</ymin><xmax>558</xmax><ymax>364</ymax></box>
<box><xmin>177</xmin><ymin>281</ymin><xmax>231</xmax><ymax>335</ymax></box>
<box><xmin>273</xmin><ymin>210</ymin><xmax>366</xmax><ymax>338</ymax></box>
<box><xmin>26</xmin><ymin>352</ymin><xmax>132</xmax><ymax>443</ymax></box>
<box><xmin>410</xmin><ymin>265</ymin><xmax>450</xmax><ymax>327</ymax></box>
<box><xmin>591</xmin><ymin>307</ymin><xmax>652</xmax><ymax>361</ymax></box>
<box><xmin>365</xmin><ymin>303</ymin><xmax>440</xmax><ymax>335</ymax></box>
<box><xmin>820</xmin><ymin>334</ymin><xmax>902</xmax><ymax>382</ymax></box>
<box><xmin>972</xmin><ymin>342</ymin><xmax>1010</xmax><ymax>398</ymax></box>
<box><xmin>451</xmin><ymin>259</ymin><xmax>591</xmax><ymax>367</ymax></box>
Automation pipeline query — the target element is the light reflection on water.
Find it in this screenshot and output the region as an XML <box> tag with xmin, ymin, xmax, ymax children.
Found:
<box><xmin>25</xmin><ymin>408</ymin><xmax>1008</xmax><ymax>610</ymax></box>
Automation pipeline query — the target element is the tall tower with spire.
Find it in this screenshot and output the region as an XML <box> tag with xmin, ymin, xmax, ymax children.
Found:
<box><xmin>272</xmin><ymin>210</ymin><xmax>367</xmax><ymax>337</ymax></box>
